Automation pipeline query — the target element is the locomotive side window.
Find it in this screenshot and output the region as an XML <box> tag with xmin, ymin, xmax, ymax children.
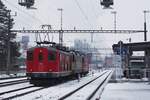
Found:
<box><xmin>48</xmin><ymin>51</ymin><xmax>56</xmax><ymax>61</ymax></box>
<box><xmin>39</xmin><ymin>52</ymin><xmax>43</xmax><ymax>61</ymax></box>
<box><xmin>27</xmin><ymin>51</ymin><xmax>33</xmax><ymax>61</ymax></box>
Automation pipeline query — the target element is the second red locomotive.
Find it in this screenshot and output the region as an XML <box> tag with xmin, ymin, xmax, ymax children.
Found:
<box><xmin>26</xmin><ymin>42</ymin><xmax>89</xmax><ymax>85</ymax></box>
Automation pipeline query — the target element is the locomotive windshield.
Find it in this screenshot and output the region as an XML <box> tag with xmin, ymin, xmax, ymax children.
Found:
<box><xmin>48</xmin><ymin>51</ymin><xmax>56</xmax><ymax>61</ymax></box>
<box><xmin>27</xmin><ymin>51</ymin><xmax>33</xmax><ymax>61</ymax></box>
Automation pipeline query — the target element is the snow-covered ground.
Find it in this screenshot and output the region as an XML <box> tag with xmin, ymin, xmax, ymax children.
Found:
<box><xmin>0</xmin><ymin>77</ymin><xmax>27</xmax><ymax>83</ymax></box>
<box><xmin>0</xmin><ymin>73</ymin><xmax>26</xmax><ymax>79</ymax></box>
<box><xmin>0</xmin><ymin>83</ymin><xmax>32</xmax><ymax>93</ymax></box>
<box><xmin>101</xmin><ymin>82</ymin><xmax>150</xmax><ymax>100</ymax></box>
<box><xmin>9</xmin><ymin>70</ymin><xmax>110</xmax><ymax>100</ymax></box>
<box><xmin>65</xmin><ymin>71</ymin><xmax>111</xmax><ymax>100</ymax></box>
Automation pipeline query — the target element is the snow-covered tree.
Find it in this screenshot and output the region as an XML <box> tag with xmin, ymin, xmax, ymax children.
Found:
<box><xmin>0</xmin><ymin>0</ymin><xmax>20</xmax><ymax>71</ymax></box>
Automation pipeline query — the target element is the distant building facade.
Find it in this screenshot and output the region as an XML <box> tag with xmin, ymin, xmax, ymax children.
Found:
<box><xmin>104</xmin><ymin>55</ymin><xmax>123</xmax><ymax>80</ymax></box>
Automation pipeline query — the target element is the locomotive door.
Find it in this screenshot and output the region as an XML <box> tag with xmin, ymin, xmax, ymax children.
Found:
<box><xmin>34</xmin><ymin>48</ymin><xmax>48</xmax><ymax>72</ymax></box>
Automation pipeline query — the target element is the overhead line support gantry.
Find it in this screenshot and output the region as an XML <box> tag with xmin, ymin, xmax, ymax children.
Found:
<box><xmin>11</xmin><ymin>29</ymin><xmax>146</xmax><ymax>34</ymax></box>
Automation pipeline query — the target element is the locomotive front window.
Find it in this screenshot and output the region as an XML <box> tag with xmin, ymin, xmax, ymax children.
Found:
<box><xmin>27</xmin><ymin>51</ymin><xmax>33</xmax><ymax>61</ymax></box>
<box><xmin>39</xmin><ymin>53</ymin><xmax>43</xmax><ymax>61</ymax></box>
<box><xmin>48</xmin><ymin>51</ymin><xmax>56</xmax><ymax>61</ymax></box>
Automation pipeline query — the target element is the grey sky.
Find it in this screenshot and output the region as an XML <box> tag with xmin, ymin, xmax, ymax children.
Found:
<box><xmin>2</xmin><ymin>0</ymin><xmax>150</xmax><ymax>51</ymax></box>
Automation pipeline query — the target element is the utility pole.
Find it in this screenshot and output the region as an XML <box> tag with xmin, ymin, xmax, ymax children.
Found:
<box><xmin>143</xmin><ymin>10</ymin><xmax>149</xmax><ymax>41</ymax></box>
<box><xmin>58</xmin><ymin>8</ymin><xmax>63</xmax><ymax>45</ymax></box>
<box><xmin>118</xmin><ymin>41</ymin><xmax>123</xmax><ymax>79</ymax></box>
<box><xmin>91</xmin><ymin>32</ymin><xmax>94</xmax><ymax>43</ymax></box>
<box><xmin>6</xmin><ymin>10</ymin><xmax>11</xmax><ymax>75</ymax></box>
<box><xmin>143</xmin><ymin>10</ymin><xmax>149</xmax><ymax>78</ymax></box>
<box><xmin>111</xmin><ymin>11</ymin><xmax>117</xmax><ymax>33</ymax></box>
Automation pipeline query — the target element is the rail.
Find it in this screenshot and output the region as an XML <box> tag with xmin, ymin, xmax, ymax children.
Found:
<box><xmin>58</xmin><ymin>70</ymin><xmax>112</xmax><ymax>100</ymax></box>
<box><xmin>0</xmin><ymin>79</ymin><xmax>28</xmax><ymax>87</ymax></box>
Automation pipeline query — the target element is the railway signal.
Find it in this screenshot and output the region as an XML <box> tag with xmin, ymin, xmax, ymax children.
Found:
<box><xmin>18</xmin><ymin>0</ymin><xmax>114</xmax><ymax>9</ymax></box>
<box><xmin>18</xmin><ymin>0</ymin><xmax>36</xmax><ymax>9</ymax></box>
<box><xmin>100</xmin><ymin>0</ymin><xmax>114</xmax><ymax>9</ymax></box>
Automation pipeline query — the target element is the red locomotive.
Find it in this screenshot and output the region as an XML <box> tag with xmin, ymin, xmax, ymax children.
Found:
<box><xmin>26</xmin><ymin>42</ymin><xmax>89</xmax><ymax>85</ymax></box>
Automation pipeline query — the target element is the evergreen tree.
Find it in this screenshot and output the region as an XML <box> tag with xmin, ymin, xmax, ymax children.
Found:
<box><xmin>0</xmin><ymin>0</ymin><xmax>20</xmax><ymax>71</ymax></box>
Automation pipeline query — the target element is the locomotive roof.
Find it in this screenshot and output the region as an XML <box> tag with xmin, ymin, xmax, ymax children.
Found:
<box><xmin>28</xmin><ymin>45</ymin><xmax>87</xmax><ymax>56</ymax></box>
<box><xmin>28</xmin><ymin>46</ymin><xmax>57</xmax><ymax>51</ymax></box>
<box><xmin>27</xmin><ymin>46</ymin><xmax>72</xmax><ymax>55</ymax></box>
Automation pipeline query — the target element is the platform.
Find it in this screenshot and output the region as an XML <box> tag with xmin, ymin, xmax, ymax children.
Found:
<box><xmin>101</xmin><ymin>81</ymin><xmax>150</xmax><ymax>100</ymax></box>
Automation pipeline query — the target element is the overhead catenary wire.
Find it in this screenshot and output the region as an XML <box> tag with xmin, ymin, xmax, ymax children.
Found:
<box><xmin>73</xmin><ymin>0</ymin><xmax>93</xmax><ymax>28</ymax></box>
<box><xmin>3</xmin><ymin>0</ymin><xmax>44</xmax><ymax>25</ymax></box>
<box><xmin>2</xmin><ymin>0</ymin><xmax>46</xmax><ymax>44</ymax></box>
<box><xmin>73</xmin><ymin>0</ymin><xmax>96</xmax><ymax>44</ymax></box>
<box><xmin>1</xmin><ymin>0</ymin><xmax>32</xmax><ymax>27</ymax></box>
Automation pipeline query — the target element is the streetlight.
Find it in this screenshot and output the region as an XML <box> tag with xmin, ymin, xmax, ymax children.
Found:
<box><xmin>111</xmin><ymin>11</ymin><xmax>117</xmax><ymax>32</ymax></box>
<box><xmin>57</xmin><ymin>8</ymin><xmax>63</xmax><ymax>45</ymax></box>
<box><xmin>57</xmin><ymin>8</ymin><xmax>63</xmax><ymax>30</ymax></box>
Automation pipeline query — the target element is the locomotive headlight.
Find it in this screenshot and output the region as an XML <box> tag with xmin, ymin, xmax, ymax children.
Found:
<box><xmin>30</xmin><ymin>69</ymin><xmax>32</xmax><ymax>71</ymax></box>
<box><xmin>49</xmin><ymin>69</ymin><xmax>52</xmax><ymax>72</ymax></box>
<box><xmin>40</xmin><ymin>50</ymin><xmax>42</xmax><ymax>52</ymax></box>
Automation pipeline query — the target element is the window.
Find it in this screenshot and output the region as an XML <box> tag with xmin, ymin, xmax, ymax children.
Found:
<box><xmin>48</xmin><ymin>51</ymin><xmax>56</xmax><ymax>61</ymax></box>
<box><xmin>27</xmin><ymin>51</ymin><xmax>33</xmax><ymax>61</ymax></box>
<box><xmin>39</xmin><ymin>53</ymin><xmax>43</xmax><ymax>61</ymax></box>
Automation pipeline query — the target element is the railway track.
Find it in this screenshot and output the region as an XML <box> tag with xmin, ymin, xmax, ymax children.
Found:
<box><xmin>0</xmin><ymin>86</ymin><xmax>48</xmax><ymax>100</ymax></box>
<box><xmin>0</xmin><ymin>85</ymin><xmax>34</xmax><ymax>95</ymax></box>
<box><xmin>0</xmin><ymin>79</ymin><xmax>28</xmax><ymax>87</ymax></box>
<box><xmin>0</xmin><ymin>70</ymin><xmax>112</xmax><ymax>100</ymax></box>
<box><xmin>0</xmin><ymin>76</ymin><xmax>26</xmax><ymax>80</ymax></box>
<box><xmin>86</xmin><ymin>71</ymin><xmax>112</xmax><ymax>100</ymax></box>
<box><xmin>58</xmin><ymin>70</ymin><xmax>112</xmax><ymax>100</ymax></box>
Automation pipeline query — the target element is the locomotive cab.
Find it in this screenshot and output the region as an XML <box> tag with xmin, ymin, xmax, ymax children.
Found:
<box><xmin>100</xmin><ymin>0</ymin><xmax>113</xmax><ymax>8</ymax></box>
<box><xmin>26</xmin><ymin>47</ymin><xmax>59</xmax><ymax>79</ymax></box>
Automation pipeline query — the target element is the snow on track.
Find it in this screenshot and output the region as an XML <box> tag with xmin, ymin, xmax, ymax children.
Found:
<box><xmin>14</xmin><ymin>70</ymin><xmax>110</xmax><ymax>100</ymax></box>
<box><xmin>0</xmin><ymin>86</ymin><xmax>43</xmax><ymax>99</ymax></box>
<box><xmin>64</xmin><ymin>71</ymin><xmax>111</xmax><ymax>100</ymax></box>
<box><xmin>0</xmin><ymin>83</ymin><xmax>33</xmax><ymax>94</ymax></box>
<box><xmin>0</xmin><ymin>77</ymin><xmax>27</xmax><ymax>83</ymax></box>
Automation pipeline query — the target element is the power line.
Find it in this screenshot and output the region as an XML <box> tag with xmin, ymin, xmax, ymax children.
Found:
<box><xmin>73</xmin><ymin>0</ymin><xmax>92</xmax><ymax>28</ymax></box>
<box><xmin>1</xmin><ymin>0</ymin><xmax>32</xmax><ymax>28</ymax></box>
<box><xmin>3</xmin><ymin>0</ymin><xmax>44</xmax><ymax>24</ymax></box>
<box><xmin>87</xmin><ymin>0</ymin><xmax>99</xmax><ymax>20</ymax></box>
<box><xmin>73</xmin><ymin>0</ymin><xmax>97</xmax><ymax>43</ymax></box>
<box><xmin>2</xmin><ymin>0</ymin><xmax>34</xmax><ymax>28</ymax></box>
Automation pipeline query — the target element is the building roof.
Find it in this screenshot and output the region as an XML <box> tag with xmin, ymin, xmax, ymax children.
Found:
<box><xmin>112</xmin><ymin>41</ymin><xmax>150</xmax><ymax>51</ymax></box>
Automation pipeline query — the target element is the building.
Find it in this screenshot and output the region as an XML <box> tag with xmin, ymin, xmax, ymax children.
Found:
<box><xmin>104</xmin><ymin>55</ymin><xmax>122</xmax><ymax>80</ymax></box>
<box><xmin>112</xmin><ymin>41</ymin><xmax>150</xmax><ymax>79</ymax></box>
